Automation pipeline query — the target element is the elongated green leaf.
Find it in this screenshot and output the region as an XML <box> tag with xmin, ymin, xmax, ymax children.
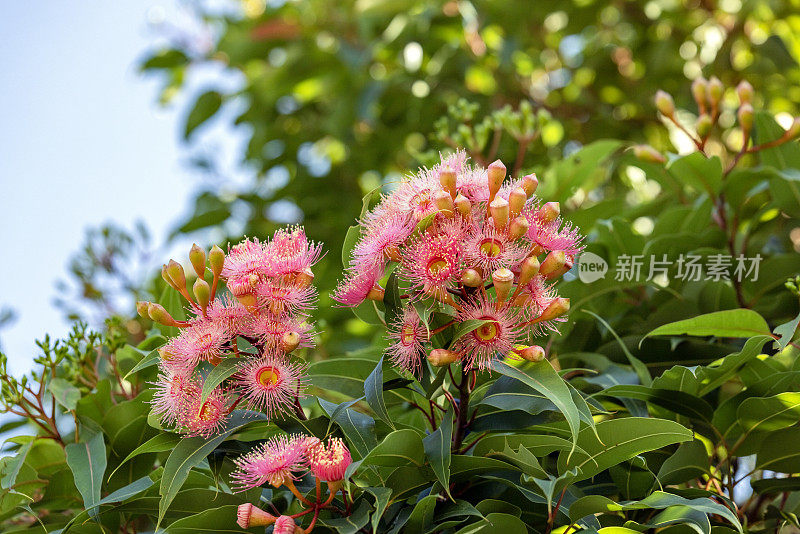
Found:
<box><xmin>49</xmin><ymin>378</ymin><xmax>81</xmax><ymax>411</ymax></box>
<box><xmin>406</xmin><ymin>494</ymin><xmax>438</xmax><ymax>532</ymax></box>
<box><xmin>755</xmin><ymin>427</ymin><xmax>800</xmax><ymax>473</ymax></box>
<box><xmin>366</xmin><ymin>486</ymin><xmax>392</xmax><ymax>534</ymax></box>
<box><xmin>384</xmin><ymin>271</ymin><xmax>402</xmax><ymax>328</ymax></box>
<box><xmin>423</xmin><ymin>407</ymin><xmax>454</xmax><ymax>499</ymax></box>
<box><xmin>774</xmin><ymin>311</ymin><xmax>800</xmax><ymax>351</ymax></box>
<box><xmin>737</xmin><ymin>391</ymin><xmax>800</xmax><ymax>433</ymax></box>
<box><xmin>122</xmin><ymin>348</ymin><xmax>161</xmax><ymax>380</ymax></box>
<box><xmin>493</xmin><ymin>360</ymin><xmax>584</xmax><ymax>455</ymax></box>
<box><xmin>200</xmin><ymin>358</ymin><xmax>243</xmax><ymax>405</ymax></box>
<box><xmin>361</xmin><ymin>429</ymin><xmax>424</xmax><ymax>467</ymax></box>
<box><xmin>657</xmin><ymin>440</ymin><xmax>708</xmax><ymax>485</ymax></box>
<box><xmin>364</xmin><ymin>356</ymin><xmax>394</xmax><ymax>429</ymax></box>
<box><xmin>752</xmin><ymin>476</ymin><xmax>800</xmax><ymax>494</ymax></box>
<box><xmin>558</xmin><ymin>417</ymin><xmax>692</xmax><ymax>481</ymax></box>
<box><xmin>667</xmin><ymin>152</ymin><xmax>723</xmax><ymax>196</ymax></box>
<box><xmin>586</xmin><ymin>311</ymin><xmax>651</xmax><ymax>386</ymax></box>
<box><xmin>0</xmin><ymin>439</ymin><xmax>33</xmax><ymax>490</ymax></box>
<box><xmin>107</xmin><ymin>432</ymin><xmax>181</xmax><ymax>481</ymax></box>
<box><xmin>597</xmin><ymin>384</ymin><xmax>713</xmax><ymax>421</ymax></box>
<box><xmin>164</xmin><ymin>505</ymin><xmax>251</xmax><ymax>533</ymax></box>
<box><xmin>454</xmin><ymin>512</ymin><xmax>527</xmax><ymax>534</ymax></box>
<box><xmin>65</xmin><ymin>432</ymin><xmax>107</xmax><ymax>513</ymax></box>
<box><xmin>319</xmin><ymin>398</ymin><xmax>377</xmax><ymax>459</ymax></box>
<box><xmin>643</xmin><ymin>309</ymin><xmax>770</xmax><ymax>340</ymax></box>
<box><xmin>184</xmin><ymin>90</ymin><xmax>222</xmax><ymax>139</ymax></box>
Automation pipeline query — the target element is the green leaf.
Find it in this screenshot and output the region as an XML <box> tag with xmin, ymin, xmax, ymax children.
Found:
<box><xmin>163</xmin><ymin>505</ymin><xmax>252</xmax><ymax>533</ymax></box>
<box><xmin>122</xmin><ymin>348</ymin><xmax>161</xmax><ymax>380</ymax></box>
<box><xmin>454</xmin><ymin>512</ymin><xmax>527</xmax><ymax>534</ymax></box>
<box><xmin>423</xmin><ymin>407</ymin><xmax>454</xmax><ymax>499</ymax></box>
<box><xmin>49</xmin><ymin>378</ymin><xmax>81</xmax><ymax>411</ymax></box>
<box><xmin>406</xmin><ymin>494</ymin><xmax>438</xmax><ymax>532</ymax></box>
<box><xmin>200</xmin><ymin>358</ymin><xmax>243</xmax><ymax>405</ymax></box>
<box><xmin>493</xmin><ymin>360</ymin><xmax>585</xmax><ymax>456</ymax></box>
<box><xmin>383</xmin><ymin>271</ymin><xmax>403</xmax><ymax>328</ymax></box>
<box><xmin>361</xmin><ymin>429</ymin><xmax>424</xmax><ymax>467</ymax></box>
<box><xmin>107</xmin><ymin>432</ymin><xmax>181</xmax><ymax>481</ymax></box>
<box><xmin>585</xmin><ymin>311</ymin><xmax>651</xmax><ymax>386</ymax></box>
<box><xmin>752</xmin><ymin>476</ymin><xmax>800</xmax><ymax>494</ymax></box>
<box><xmin>157</xmin><ymin>286</ymin><xmax>186</xmax><ymax>338</ymax></box>
<box><xmin>319</xmin><ymin>398</ymin><xmax>377</xmax><ymax>459</ymax></box>
<box><xmin>366</xmin><ymin>486</ymin><xmax>392</xmax><ymax>534</ymax></box>
<box><xmin>755</xmin><ymin>427</ymin><xmax>800</xmax><ymax>473</ymax></box>
<box><xmin>321</xmin><ymin>500</ymin><xmax>372</xmax><ymax>533</ymax></box>
<box><xmin>140</xmin><ymin>49</ymin><xmax>189</xmax><ymax>70</ymax></box>
<box><xmin>737</xmin><ymin>392</ymin><xmax>800</xmax><ymax>433</ymax></box>
<box><xmin>643</xmin><ymin>309</ymin><xmax>770</xmax><ymax>340</ymax></box>
<box><xmin>342</xmin><ymin>225</ymin><xmax>361</xmax><ymax>268</ymax></box>
<box><xmin>65</xmin><ymin>432</ymin><xmax>107</xmax><ymax>513</ymax></box>
<box><xmin>0</xmin><ymin>439</ymin><xmax>33</xmax><ymax>490</ymax></box>
<box><xmin>184</xmin><ymin>90</ymin><xmax>223</xmax><ymax>139</ymax></box>
<box><xmin>559</xmin><ymin>417</ymin><xmax>693</xmax><ymax>481</ymax></box>
<box><xmin>656</xmin><ymin>440</ymin><xmax>708</xmax><ymax>485</ymax></box>
<box><xmin>774</xmin><ymin>311</ymin><xmax>800</xmax><ymax>351</ymax></box>
<box><xmin>666</xmin><ymin>152</ymin><xmax>723</xmax><ymax>196</ymax></box>
<box><xmin>364</xmin><ymin>356</ymin><xmax>394</xmax><ymax>429</ymax></box>
<box><xmin>597</xmin><ymin>385</ymin><xmax>713</xmax><ymax>422</ymax></box>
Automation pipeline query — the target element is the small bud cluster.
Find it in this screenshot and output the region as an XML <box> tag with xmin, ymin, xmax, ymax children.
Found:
<box><xmin>334</xmin><ymin>151</ymin><xmax>582</xmax><ymax>372</ymax></box>
<box><xmin>137</xmin><ymin>227</ymin><xmax>322</xmax><ymax>436</ymax></box>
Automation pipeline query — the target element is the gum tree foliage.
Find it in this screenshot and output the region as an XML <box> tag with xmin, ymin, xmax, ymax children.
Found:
<box><xmin>1</xmin><ymin>1</ymin><xmax>800</xmax><ymax>533</ymax></box>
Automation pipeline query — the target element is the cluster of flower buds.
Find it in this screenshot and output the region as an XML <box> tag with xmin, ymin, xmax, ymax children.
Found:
<box><xmin>233</xmin><ymin>434</ymin><xmax>352</xmax><ymax>533</ymax></box>
<box><xmin>637</xmin><ymin>78</ymin><xmax>800</xmax><ymax>162</ymax></box>
<box><xmin>334</xmin><ymin>151</ymin><xmax>581</xmax><ymax>372</ymax></box>
<box><xmin>137</xmin><ymin>227</ymin><xmax>322</xmax><ymax>437</ymax></box>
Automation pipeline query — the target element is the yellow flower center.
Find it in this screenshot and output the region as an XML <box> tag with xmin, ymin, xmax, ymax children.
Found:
<box><xmin>257</xmin><ymin>367</ymin><xmax>281</xmax><ymax>388</ymax></box>
<box><xmin>400</xmin><ymin>324</ymin><xmax>416</xmax><ymax>346</ymax></box>
<box><xmin>427</xmin><ymin>257</ymin><xmax>448</xmax><ymax>277</ymax></box>
<box><xmin>479</xmin><ymin>238</ymin><xmax>502</xmax><ymax>258</ymax></box>
<box><xmin>474</xmin><ymin>317</ymin><xmax>500</xmax><ymax>342</ymax></box>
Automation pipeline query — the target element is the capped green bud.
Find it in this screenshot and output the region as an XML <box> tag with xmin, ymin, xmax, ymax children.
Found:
<box><xmin>166</xmin><ymin>260</ymin><xmax>186</xmax><ymax>290</ymax></box>
<box><xmin>490</xmin><ymin>197</ymin><xmax>509</xmax><ymax>231</ymax></box>
<box><xmin>508</xmin><ymin>187</ymin><xmax>527</xmax><ymax>220</ymax></box>
<box><xmin>136</xmin><ymin>301</ymin><xmax>150</xmax><ymax>318</ymax></box>
<box><xmin>209</xmin><ymin>245</ymin><xmax>225</xmax><ymax>277</ymax></box>
<box><xmin>455</xmin><ymin>194</ymin><xmax>471</xmax><ymax>217</ymax></box>
<box><xmin>487</xmin><ymin>159</ymin><xmax>506</xmax><ymax>203</ymax></box>
<box><xmin>508</xmin><ymin>216</ymin><xmax>530</xmax><ymax>240</ymax></box>
<box><xmin>518</xmin><ymin>256</ymin><xmax>541</xmax><ymax>287</ymax></box>
<box><xmin>517</xmin><ymin>345</ymin><xmax>546</xmax><ymax>362</ymax></box>
<box><xmin>189</xmin><ymin>244</ymin><xmax>207</xmax><ymax>278</ymax></box>
<box><xmin>434</xmin><ymin>189</ymin><xmax>455</xmax><ymax>216</ymax></box>
<box><xmin>538</xmin><ymin>202</ymin><xmax>560</xmax><ymax>223</ymax></box>
<box><xmin>534</xmin><ymin>297</ymin><xmax>570</xmax><ymax>323</ymax></box>
<box><xmin>161</xmin><ymin>264</ymin><xmax>177</xmax><ymax>290</ymax></box>
<box><xmin>738</xmin><ymin>103</ymin><xmax>754</xmax><ymax>133</ymax></box>
<box><xmin>147</xmin><ymin>302</ymin><xmax>182</xmax><ymax>327</ymax></box>
<box><xmin>707</xmin><ymin>76</ymin><xmax>724</xmax><ymax>106</ymax></box>
<box><xmin>428</xmin><ymin>348</ymin><xmax>461</xmax><ymax>367</ymax></box>
<box><xmin>691</xmin><ymin>77</ymin><xmax>708</xmax><ymax>112</ymax></box>
<box><xmin>367</xmin><ymin>286</ymin><xmax>385</xmax><ymax>302</ymax></box>
<box><xmin>439</xmin><ymin>168</ymin><xmax>457</xmax><ymax>199</ymax></box>
<box><xmin>655</xmin><ymin>90</ymin><xmax>675</xmax><ymax>117</ymax></box>
<box><xmin>539</xmin><ymin>250</ymin><xmax>567</xmax><ymax>279</ymax></box>
<box><xmin>492</xmin><ymin>268</ymin><xmax>514</xmax><ymax>305</ymax></box>
<box><xmin>521</xmin><ymin>173</ymin><xmax>539</xmax><ymax>197</ymax></box>
<box><xmin>632</xmin><ymin>144</ymin><xmax>666</xmax><ymax>164</ymax></box>
<box><xmin>736</xmin><ymin>80</ymin><xmax>754</xmax><ymax>104</ymax></box>
<box><xmin>696</xmin><ymin>113</ymin><xmax>713</xmax><ymax>138</ymax></box>
<box><xmin>295</xmin><ymin>267</ymin><xmax>314</xmax><ymax>288</ymax></box>
<box><xmin>281</xmin><ymin>331</ymin><xmax>301</xmax><ymax>353</ymax></box>
<box><xmin>193</xmin><ymin>278</ymin><xmax>211</xmax><ymax>311</ymax></box>
<box><xmin>461</xmin><ymin>268</ymin><xmax>483</xmax><ymax>287</ymax></box>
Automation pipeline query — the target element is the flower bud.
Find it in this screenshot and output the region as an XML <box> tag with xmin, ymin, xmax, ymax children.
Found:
<box><xmin>539</xmin><ymin>250</ymin><xmax>566</xmax><ymax>279</ymax></box>
<box><xmin>738</xmin><ymin>103</ymin><xmax>754</xmax><ymax>133</ymax></box>
<box><xmin>147</xmin><ymin>302</ymin><xmax>182</xmax><ymax>327</ymax></box>
<box><xmin>161</xmin><ymin>264</ymin><xmax>176</xmax><ymax>290</ymax></box>
<box><xmin>367</xmin><ymin>286</ymin><xmax>385</xmax><ymax>301</ymax></box>
<box><xmin>521</xmin><ymin>173</ymin><xmax>539</xmax><ymax>197</ymax></box>
<box><xmin>492</xmin><ymin>268</ymin><xmax>514</xmax><ymax>305</ymax></box>
<box><xmin>490</xmin><ymin>198</ymin><xmax>509</xmax><ymax>231</ymax></box>
<box><xmin>434</xmin><ymin>189</ymin><xmax>455</xmax><ymax>216</ymax></box>
<box><xmin>439</xmin><ymin>168</ymin><xmax>457</xmax><ymax>199</ymax></box>
<box><xmin>189</xmin><ymin>244</ymin><xmax>206</xmax><ymax>278</ymax></box>
<box><xmin>295</xmin><ymin>267</ymin><xmax>315</xmax><ymax>288</ymax></box>
<box><xmin>508</xmin><ymin>216</ymin><xmax>530</xmax><ymax>240</ymax></box>
<box><xmin>655</xmin><ymin>90</ymin><xmax>675</xmax><ymax>117</ymax></box>
<box><xmin>517</xmin><ymin>256</ymin><xmax>540</xmax><ymax>287</ymax></box>
<box><xmin>737</xmin><ymin>80</ymin><xmax>754</xmax><ymax>104</ymax></box>
<box><xmin>136</xmin><ymin>301</ymin><xmax>149</xmax><ymax>318</ymax></box>
<box><xmin>209</xmin><ymin>245</ymin><xmax>225</xmax><ymax>277</ymax></box>
<box><xmin>707</xmin><ymin>76</ymin><xmax>724</xmax><ymax>106</ymax></box>
<box><xmin>538</xmin><ymin>202</ymin><xmax>560</xmax><ymax>223</ymax></box>
<box><xmin>517</xmin><ymin>345</ymin><xmax>545</xmax><ymax>362</ymax></box>
<box><xmin>691</xmin><ymin>77</ymin><xmax>708</xmax><ymax>112</ymax></box>
<box><xmin>281</xmin><ymin>331</ymin><xmax>301</xmax><ymax>353</ymax></box>
<box><xmin>237</xmin><ymin>503</ymin><xmax>276</xmax><ymax>529</ymax></box>
<box><xmin>786</xmin><ymin>117</ymin><xmax>800</xmax><ymax>139</ymax></box>
<box><xmin>166</xmin><ymin>260</ymin><xmax>187</xmax><ymax>291</ymax></box>
<box><xmin>428</xmin><ymin>349</ymin><xmax>460</xmax><ymax>367</ymax></box>
<box><xmin>487</xmin><ymin>159</ymin><xmax>506</xmax><ymax>203</ymax></box>
<box><xmin>385</xmin><ymin>245</ymin><xmax>402</xmax><ymax>263</ymax></box>
<box><xmin>273</xmin><ymin>515</ymin><xmax>302</xmax><ymax>534</ymax></box>
<box><xmin>535</xmin><ymin>297</ymin><xmax>570</xmax><ymax>322</ymax></box>
<box><xmin>632</xmin><ymin>144</ymin><xmax>666</xmax><ymax>164</ymax></box>
<box><xmin>508</xmin><ymin>187</ymin><xmax>527</xmax><ymax>220</ymax></box>
<box><xmin>193</xmin><ymin>279</ymin><xmax>210</xmax><ymax>312</ymax></box>
<box><xmin>454</xmin><ymin>194</ymin><xmax>471</xmax><ymax>217</ymax></box>
<box><xmin>696</xmin><ymin>113</ymin><xmax>713</xmax><ymax>138</ymax></box>
<box><xmin>549</xmin><ymin>255</ymin><xmax>574</xmax><ymax>279</ymax></box>
<box><xmin>461</xmin><ymin>268</ymin><xmax>483</xmax><ymax>287</ymax></box>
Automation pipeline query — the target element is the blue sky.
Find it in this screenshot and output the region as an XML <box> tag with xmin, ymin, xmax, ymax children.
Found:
<box><xmin>0</xmin><ymin>2</ymin><xmax>246</xmax><ymax>374</ymax></box>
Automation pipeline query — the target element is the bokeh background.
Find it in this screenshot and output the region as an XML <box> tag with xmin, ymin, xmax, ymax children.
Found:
<box><xmin>2</xmin><ymin>0</ymin><xmax>800</xmax><ymax>374</ymax></box>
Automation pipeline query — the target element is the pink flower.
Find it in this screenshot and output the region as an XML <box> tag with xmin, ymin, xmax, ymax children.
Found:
<box><xmin>464</xmin><ymin>221</ymin><xmax>527</xmax><ymax>272</ymax></box>
<box><xmin>352</xmin><ymin>213</ymin><xmax>414</xmax><ymax>269</ymax></box>
<box><xmin>160</xmin><ymin>319</ymin><xmax>233</xmax><ymax>373</ymax></box>
<box><xmin>206</xmin><ymin>296</ymin><xmax>251</xmax><ymax>331</ymax></box>
<box><xmin>400</xmin><ymin>228</ymin><xmax>463</xmax><ymax>299</ymax></box>
<box><xmin>514</xmin><ymin>274</ymin><xmax>558</xmax><ymax>318</ymax></box>
<box><xmin>273</xmin><ymin>515</ymin><xmax>299</xmax><ymax>534</ymax></box>
<box><xmin>241</xmin><ymin>312</ymin><xmax>315</xmax><ymax>351</ymax></box>
<box><xmin>385</xmin><ymin>174</ymin><xmax>439</xmax><ymax>222</ymax></box>
<box><xmin>231</xmin><ymin>434</ymin><xmax>306</xmax><ymax>490</ymax></box>
<box><xmin>331</xmin><ymin>264</ymin><xmax>383</xmax><ymax>307</ymax></box>
<box><xmin>452</xmin><ymin>293</ymin><xmax>524</xmax><ymax>370</ymax></box>
<box><xmin>256</xmin><ymin>279</ymin><xmax>317</xmax><ymax>316</ymax></box>
<box><xmin>386</xmin><ymin>306</ymin><xmax>428</xmax><ymax>375</ymax></box>
<box><xmin>309</xmin><ymin>437</ymin><xmax>352</xmax><ymax>482</ymax></box>
<box><xmin>178</xmin><ymin>384</ymin><xmax>231</xmax><ymax>437</ymax></box>
<box><xmin>150</xmin><ymin>366</ymin><xmax>196</xmax><ymax>426</ymax></box>
<box><xmin>266</xmin><ymin>226</ymin><xmax>324</xmax><ymax>275</ymax></box>
<box><xmin>222</xmin><ymin>238</ymin><xmax>275</xmax><ymax>283</ymax></box>
<box><xmin>525</xmin><ymin>212</ymin><xmax>585</xmax><ymax>256</ymax></box>
<box><xmin>235</xmin><ymin>352</ymin><xmax>307</xmax><ymax>417</ymax></box>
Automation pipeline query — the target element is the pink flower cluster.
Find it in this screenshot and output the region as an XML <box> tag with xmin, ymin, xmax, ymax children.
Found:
<box><xmin>139</xmin><ymin>227</ymin><xmax>322</xmax><ymax>437</ymax></box>
<box><xmin>334</xmin><ymin>152</ymin><xmax>582</xmax><ymax>371</ymax></box>
<box><xmin>231</xmin><ymin>433</ymin><xmax>352</xmax><ymax>491</ymax></box>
